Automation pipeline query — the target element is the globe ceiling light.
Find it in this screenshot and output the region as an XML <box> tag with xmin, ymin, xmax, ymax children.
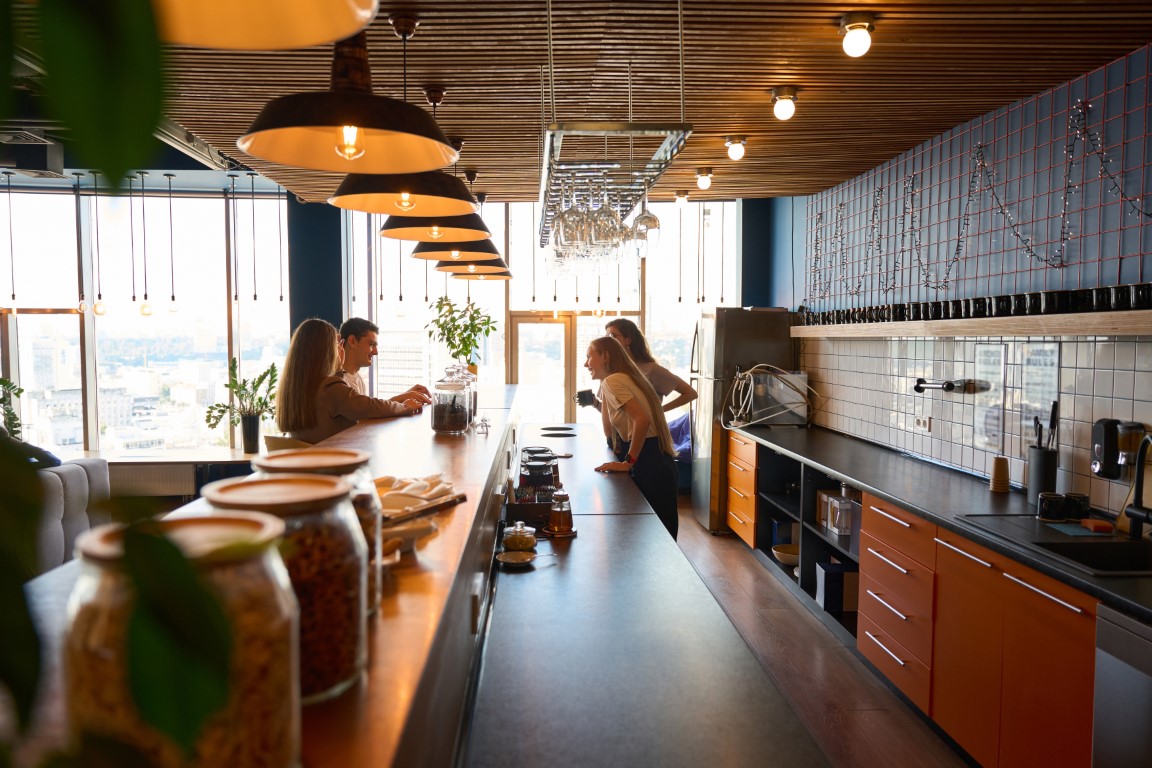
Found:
<box><xmin>696</xmin><ymin>168</ymin><xmax>713</xmax><ymax>191</ymax></box>
<box><xmin>725</xmin><ymin>136</ymin><xmax>746</xmax><ymax>161</ymax></box>
<box><xmin>675</xmin><ymin>191</ymin><xmax>689</xmax><ymax>207</ymax></box>
<box><xmin>155</xmin><ymin>0</ymin><xmax>377</xmax><ymax>49</ymax></box>
<box><xmin>772</xmin><ymin>87</ymin><xmax>797</xmax><ymax>121</ymax></box>
<box><xmin>329</xmin><ymin>171</ymin><xmax>478</xmax><ymax>216</ymax></box>
<box><xmin>237</xmin><ymin>30</ymin><xmax>458</xmax><ymax>174</ymax></box>
<box><xmin>839</xmin><ymin>12</ymin><xmax>875</xmax><ymax>58</ymax></box>
<box><xmin>410</xmin><ymin>238</ymin><xmax>501</xmax><ymax>262</ymax></box>
<box><xmin>379</xmin><ymin>213</ymin><xmax>491</xmax><ymax>242</ymax></box>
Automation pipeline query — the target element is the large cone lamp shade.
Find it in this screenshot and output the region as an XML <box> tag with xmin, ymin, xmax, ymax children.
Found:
<box><xmin>237</xmin><ymin>33</ymin><xmax>458</xmax><ymax>174</ymax></box>
<box><xmin>410</xmin><ymin>238</ymin><xmax>500</xmax><ymax>262</ymax></box>
<box><xmin>434</xmin><ymin>258</ymin><xmax>509</xmax><ymax>274</ymax></box>
<box><xmin>454</xmin><ymin>270</ymin><xmax>512</xmax><ymax>281</ymax></box>
<box><xmin>157</xmin><ymin>0</ymin><xmax>377</xmax><ymax>49</ymax></box>
<box><xmin>329</xmin><ymin>171</ymin><xmax>478</xmax><ymax>216</ymax></box>
<box><xmin>380</xmin><ymin>213</ymin><xmax>491</xmax><ymax>242</ymax></box>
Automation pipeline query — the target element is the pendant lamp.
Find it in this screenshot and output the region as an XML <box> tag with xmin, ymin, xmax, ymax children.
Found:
<box><xmin>454</xmin><ymin>270</ymin><xmax>512</xmax><ymax>281</ymax></box>
<box><xmin>237</xmin><ymin>32</ymin><xmax>458</xmax><ymax>174</ymax></box>
<box><xmin>434</xmin><ymin>258</ymin><xmax>508</xmax><ymax>274</ymax></box>
<box><xmin>380</xmin><ymin>213</ymin><xmax>490</xmax><ymax>243</ymax></box>
<box><xmin>410</xmin><ymin>238</ymin><xmax>500</xmax><ymax>262</ymax></box>
<box><xmin>156</xmin><ymin>0</ymin><xmax>377</xmax><ymax>50</ymax></box>
<box><xmin>329</xmin><ymin>171</ymin><xmax>478</xmax><ymax>216</ymax></box>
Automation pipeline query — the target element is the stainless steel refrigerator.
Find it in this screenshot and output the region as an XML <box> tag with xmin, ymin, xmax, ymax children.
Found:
<box><xmin>689</xmin><ymin>307</ymin><xmax>796</xmax><ymax>533</ymax></box>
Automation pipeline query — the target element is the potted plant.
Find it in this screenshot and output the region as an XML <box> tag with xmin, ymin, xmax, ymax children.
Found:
<box><xmin>0</xmin><ymin>377</ymin><xmax>23</xmax><ymax>440</ymax></box>
<box><xmin>426</xmin><ymin>297</ymin><xmax>498</xmax><ymax>368</ymax></box>
<box><xmin>205</xmin><ymin>358</ymin><xmax>278</xmax><ymax>454</ymax></box>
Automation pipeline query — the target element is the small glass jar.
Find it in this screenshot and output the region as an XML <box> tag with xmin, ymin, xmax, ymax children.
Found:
<box><xmin>202</xmin><ymin>474</ymin><xmax>366</xmax><ymax>704</ymax></box>
<box><xmin>252</xmin><ymin>448</ymin><xmax>382</xmax><ymax>615</ymax></box>
<box><xmin>502</xmin><ymin>521</ymin><xmax>537</xmax><ymax>551</ymax></box>
<box><xmin>64</xmin><ymin>513</ymin><xmax>299</xmax><ymax>768</ymax></box>
<box><xmin>432</xmin><ymin>381</ymin><xmax>471</xmax><ymax>434</ymax></box>
<box><xmin>549</xmin><ymin>489</ymin><xmax>573</xmax><ymax>533</ymax></box>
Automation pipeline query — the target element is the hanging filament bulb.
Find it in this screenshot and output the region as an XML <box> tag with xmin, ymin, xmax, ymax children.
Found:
<box><xmin>77</xmin><ymin>295</ymin><xmax>88</xmax><ymax>313</ymax></box>
<box><xmin>395</xmin><ymin>190</ymin><xmax>416</xmax><ymax>212</ymax></box>
<box><xmin>449</xmin><ymin>248</ymin><xmax>462</xmax><ymax>260</ymax></box>
<box><xmin>93</xmin><ymin>300</ymin><xmax>107</xmax><ymax>316</ymax></box>
<box><xmin>169</xmin><ymin>299</ymin><xmax>179</xmax><ymax>313</ymax></box>
<box><xmin>428</xmin><ymin>224</ymin><xmax>444</xmax><ymax>239</ymax></box>
<box><xmin>467</xmin><ymin>263</ymin><xmax>478</xmax><ymax>273</ymax></box>
<box><xmin>335</xmin><ymin>125</ymin><xmax>366</xmax><ymax>160</ymax></box>
<box><xmin>139</xmin><ymin>300</ymin><xmax>153</xmax><ymax>316</ymax></box>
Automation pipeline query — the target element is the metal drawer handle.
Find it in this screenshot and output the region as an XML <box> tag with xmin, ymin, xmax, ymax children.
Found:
<box><xmin>866</xmin><ymin>589</ymin><xmax>908</xmax><ymax>621</ymax></box>
<box><xmin>934</xmin><ymin>537</ymin><xmax>992</xmax><ymax>568</ymax></box>
<box><xmin>866</xmin><ymin>547</ymin><xmax>909</xmax><ymax>574</ymax></box>
<box><xmin>729</xmin><ymin>509</ymin><xmax>749</xmax><ymax>525</ymax></box>
<box><xmin>870</xmin><ymin>505</ymin><xmax>911</xmax><ymax>528</ymax></box>
<box><xmin>1002</xmin><ymin>573</ymin><xmax>1084</xmax><ymax>615</ymax></box>
<box><xmin>732</xmin><ymin>437</ymin><xmax>749</xmax><ymax>446</ymax></box>
<box><xmin>865</xmin><ymin>631</ymin><xmax>906</xmax><ymax>667</ymax></box>
<box><xmin>730</xmin><ymin>487</ymin><xmax>747</xmax><ymax>499</ymax></box>
<box><xmin>728</xmin><ymin>462</ymin><xmax>748</xmax><ymax>472</ymax></box>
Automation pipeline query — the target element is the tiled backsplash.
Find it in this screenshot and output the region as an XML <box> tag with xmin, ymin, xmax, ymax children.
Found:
<box><xmin>800</xmin><ymin>335</ymin><xmax>1152</xmax><ymax>517</ymax></box>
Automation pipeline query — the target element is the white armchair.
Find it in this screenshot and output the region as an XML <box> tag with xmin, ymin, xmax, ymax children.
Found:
<box><xmin>36</xmin><ymin>458</ymin><xmax>111</xmax><ymax>575</ymax></box>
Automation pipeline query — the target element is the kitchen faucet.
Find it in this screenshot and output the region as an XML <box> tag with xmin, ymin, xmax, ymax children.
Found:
<box><xmin>1124</xmin><ymin>434</ymin><xmax>1152</xmax><ymax>539</ymax></box>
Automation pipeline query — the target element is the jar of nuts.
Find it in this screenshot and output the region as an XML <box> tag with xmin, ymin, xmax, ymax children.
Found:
<box><xmin>502</xmin><ymin>521</ymin><xmax>537</xmax><ymax>551</ymax></box>
<box><xmin>64</xmin><ymin>513</ymin><xmax>299</xmax><ymax>768</ymax></box>
<box><xmin>202</xmin><ymin>474</ymin><xmax>367</xmax><ymax>704</ymax></box>
<box><xmin>252</xmin><ymin>447</ymin><xmax>383</xmax><ymax>615</ymax></box>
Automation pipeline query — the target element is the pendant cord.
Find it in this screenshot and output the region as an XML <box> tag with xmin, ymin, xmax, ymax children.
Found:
<box><xmin>677</xmin><ymin>205</ymin><xmax>682</xmax><ymax>302</ymax></box>
<box><xmin>277</xmin><ymin>186</ymin><xmax>284</xmax><ymax>301</ymax></box>
<box><xmin>165</xmin><ymin>173</ymin><xmax>175</xmax><ymax>301</ymax></box>
<box><xmin>139</xmin><ymin>171</ymin><xmax>148</xmax><ymax>301</ymax></box>
<box><xmin>719</xmin><ymin>204</ymin><xmax>725</xmax><ymax>303</ymax></box>
<box><xmin>93</xmin><ymin>171</ymin><xmax>103</xmax><ymax>300</ymax></box>
<box><xmin>5</xmin><ymin>172</ymin><xmax>15</xmax><ymax>301</ymax></box>
<box><xmin>397</xmin><ymin>230</ymin><xmax>403</xmax><ymax>302</ymax></box>
<box><xmin>229</xmin><ymin>175</ymin><xmax>238</xmax><ymax>301</ymax></box>
<box><xmin>677</xmin><ymin>0</ymin><xmax>685</xmax><ymax>124</ymax></box>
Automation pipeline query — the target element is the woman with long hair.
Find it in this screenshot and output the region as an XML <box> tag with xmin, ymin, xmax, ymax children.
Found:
<box><xmin>585</xmin><ymin>335</ymin><xmax>679</xmax><ymax>539</ymax></box>
<box><xmin>277</xmin><ymin>318</ymin><xmax>424</xmax><ymax>444</ymax></box>
<box><xmin>604</xmin><ymin>318</ymin><xmax>697</xmax><ymax>412</ymax></box>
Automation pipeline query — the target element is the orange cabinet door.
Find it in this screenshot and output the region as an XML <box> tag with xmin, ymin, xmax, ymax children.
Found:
<box><xmin>998</xmin><ymin>564</ymin><xmax>1096</xmax><ymax>768</ymax></box>
<box><xmin>931</xmin><ymin>533</ymin><xmax>1004</xmax><ymax>768</ymax></box>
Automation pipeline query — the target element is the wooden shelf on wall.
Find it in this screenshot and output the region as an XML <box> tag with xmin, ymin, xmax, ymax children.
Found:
<box><xmin>790</xmin><ymin>309</ymin><xmax>1152</xmax><ymax>339</ymax></box>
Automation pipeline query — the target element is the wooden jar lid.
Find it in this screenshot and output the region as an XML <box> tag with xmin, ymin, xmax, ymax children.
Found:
<box><xmin>201</xmin><ymin>474</ymin><xmax>352</xmax><ymax>516</ymax></box>
<box><xmin>252</xmin><ymin>447</ymin><xmax>370</xmax><ymax>476</ymax></box>
<box><xmin>77</xmin><ymin>512</ymin><xmax>285</xmax><ymax>564</ymax></box>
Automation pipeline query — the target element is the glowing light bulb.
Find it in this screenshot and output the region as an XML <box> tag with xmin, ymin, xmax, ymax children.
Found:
<box><xmin>93</xmin><ymin>300</ymin><xmax>107</xmax><ymax>316</ymax></box>
<box><xmin>842</xmin><ymin>26</ymin><xmax>871</xmax><ymax>57</ymax></box>
<box><xmin>726</xmin><ymin>139</ymin><xmax>745</xmax><ymax>161</ymax></box>
<box><xmin>696</xmin><ymin>169</ymin><xmax>712</xmax><ymax>191</ymax></box>
<box><xmin>395</xmin><ymin>191</ymin><xmax>415</xmax><ymax>212</ymax></box>
<box><xmin>675</xmin><ymin>191</ymin><xmax>689</xmax><ymax>207</ymax></box>
<box><xmin>467</xmin><ymin>264</ymin><xmax>477</xmax><ymax>273</ymax></box>
<box><xmin>477</xmin><ymin>275</ymin><xmax>487</xmax><ymax>280</ymax></box>
<box><xmin>77</xmin><ymin>300</ymin><xmax>89</xmax><ymax>314</ymax></box>
<box><xmin>450</xmin><ymin>249</ymin><xmax>462</xmax><ymax>260</ymax></box>
<box><xmin>140</xmin><ymin>300</ymin><xmax>153</xmax><ymax>317</ymax></box>
<box><xmin>774</xmin><ymin>97</ymin><xmax>795</xmax><ymax>120</ymax></box>
<box><xmin>428</xmin><ymin>225</ymin><xmax>444</xmax><ymax>240</ymax></box>
<box><xmin>168</xmin><ymin>299</ymin><xmax>179</xmax><ymax>313</ymax></box>
<box><xmin>335</xmin><ymin>125</ymin><xmax>366</xmax><ymax>160</ymax></box>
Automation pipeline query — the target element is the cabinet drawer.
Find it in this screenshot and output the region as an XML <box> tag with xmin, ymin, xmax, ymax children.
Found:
<box><xmin>727</xmin><ymin>432</ymin><xmax>757</xmax><ymax>466</ymax></box>
<box><xmin>858</xmin><ymin>613</ymin><xmax>931</xmax><ymax>713</ymax></box>
<box><xmin>859</xmin><ymin>531</ymin><xmax>934</xmax><ymax>614</ymax></box>
<box><xmin>860</xmin><ymin>573</ymin><xmax>933</xmax><ymax>665</ymax></box>
<box><xmin>727</xmin><ymin>497</ymin><xmax>756</xmax><ymax>548</ymax></box>
<box><xmin>861</xmin><ymin>493</ymin><xmax>937</xmax><ymax>569</ymax></box>
<box><xmin>726</xmin><ymin>455</ymin><xmax>756</xmax><ymax>497</ymax></box>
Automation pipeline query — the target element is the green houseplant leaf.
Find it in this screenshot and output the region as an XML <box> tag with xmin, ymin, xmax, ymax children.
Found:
<box><xmin>426</xmin><ymin>298</ymin><xmax>497</xmax><ymax>364</ymax></box>
<box><xmin>0</xmin><ymin>378</ymin><xmax>23</xmax><ymax>440</ymax></box>
<box><xmin>37</xmin><ymin>0</ymin><xmax>164</xmax><ymax>187</ymax></box>
<box><xmin>205</xmin><ymin>358</ymin><xmax>278</xmax><ymax>429</ymax></box>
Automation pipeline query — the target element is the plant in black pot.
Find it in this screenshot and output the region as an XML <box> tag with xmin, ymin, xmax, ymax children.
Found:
<box><xmin>205</xmin><ymin>358</ymin><xmax>278</xmax><ymax>454</ymax></box>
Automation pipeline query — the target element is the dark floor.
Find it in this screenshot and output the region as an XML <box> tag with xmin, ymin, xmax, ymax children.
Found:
<box><xmin>674</xmin><ymin>500</ymin><xmax>969</xmax><ymax>768</ymax></box>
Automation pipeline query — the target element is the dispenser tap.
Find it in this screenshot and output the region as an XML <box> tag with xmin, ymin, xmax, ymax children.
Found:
<box><xmin>1124</xmin><ymin>434</ymin><xmax>1152</xmax><ymax>540</ymax></box>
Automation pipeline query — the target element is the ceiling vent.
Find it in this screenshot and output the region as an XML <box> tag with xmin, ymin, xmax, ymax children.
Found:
<box><xmin>0</xmin><ymin>138</ymin><xmax>67</xmax><ymax>179</ymax></box>
<box><xmin>0</xmin><ymin>129</ymin><xmax>53</xmax><ymax>145</ymax></box>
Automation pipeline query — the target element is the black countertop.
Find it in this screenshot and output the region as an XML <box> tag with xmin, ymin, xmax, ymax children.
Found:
<box><xmin>736</xmin><ymin>425</ymin><xmax>1152</xmax><ymax>624</ymax></box>
<box><xmin>463</xmin><ymin>424</ymin><xmax>829</xmax><ymax>768</ymax></box>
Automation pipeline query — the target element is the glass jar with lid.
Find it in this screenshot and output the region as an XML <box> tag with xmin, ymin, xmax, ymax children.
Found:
<box><xmin>431</xmin><ymin>380</ymin><xmax>471</xmax><ymax>434</ymax></box>
<box><xmin>64</xmin><ymin>512</ymin><xmax>299</xmax><ymax>767</ymax></box>
<box><xmin>549</xmin><ymin>489</ymin><xmax>573</xmax><ymax>534</ymax></box>
<box><xmin>502</xmin><ymin>521</ymin><xmax>537</xmax><ymax>551</ymax></box>
<box><xmin>252</xmin><ymin>447</ymin><xmax>382</xmax><ymax>615</ymax></box>
<box><xmin>202</xmin><ymin>474</ymin><xmax>366</xmax><ymax>704</ymax></box>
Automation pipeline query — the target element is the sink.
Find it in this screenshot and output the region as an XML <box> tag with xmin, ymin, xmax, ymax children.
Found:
<box><xmin>1031</xmin><ymin>539</ymin><xmax>1152</xmax><ymax>577</ymax></box>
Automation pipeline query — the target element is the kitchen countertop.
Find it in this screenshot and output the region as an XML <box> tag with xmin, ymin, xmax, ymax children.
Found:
<box><xmin>735</xmin><ymin>425</ymin><xmax>1152</xmax><ymax>624</ymax></box>
<box><xmin>463</xmin><ymin>423</ymin><xmax>829</xmax><ymax>767</ymax></box>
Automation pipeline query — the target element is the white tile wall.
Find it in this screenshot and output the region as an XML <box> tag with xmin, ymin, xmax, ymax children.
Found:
<box><xmin>799</xmin><ymin>335</ymin><xmax>1152</xmax><ymax>517</ymax></box>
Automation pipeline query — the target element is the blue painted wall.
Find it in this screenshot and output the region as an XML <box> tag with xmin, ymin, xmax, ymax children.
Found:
<box><xmin>740</xmin><ymin>196</ymin><xmax>804</xmax><ymax>310</ymax></box>
<box><xmin>286</xmin><ymin>197</ymin><xmax>343</xmax><ymax>332</ymax></box>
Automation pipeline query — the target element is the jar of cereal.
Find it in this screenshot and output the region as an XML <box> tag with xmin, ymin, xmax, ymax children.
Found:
<box><xmin>502</xmin><ymin>521</ymin><xmax>537</xmax><ymax>551</ymax></box>
<box><xmin>252</xmin><ymin>448</ymin><xmax>383</xmax><ymax>614</ymax></box>
<box><xmin>202</xmin><ymin>474</ymin><xmax>366</xmax><ymax>704</ymax></box>
<box><xmin>64</xmin><ymin>512</ymin><xmax>299</xmax><ymax>768</ymax></box>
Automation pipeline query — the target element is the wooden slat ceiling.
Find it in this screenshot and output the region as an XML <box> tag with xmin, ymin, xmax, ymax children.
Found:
<box><xmin>163</xmin><ymin>1</ymin><xmax>1152</xmax><ymax>206</ymax></box>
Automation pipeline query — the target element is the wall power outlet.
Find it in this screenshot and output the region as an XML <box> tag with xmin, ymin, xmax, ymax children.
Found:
<box><xmin>913</xmin><ymin>415</ymin><xmax>932</xmax><ymax>432</ymax></box>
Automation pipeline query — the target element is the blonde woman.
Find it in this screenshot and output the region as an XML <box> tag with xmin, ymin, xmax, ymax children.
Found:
<box><xmin>604</xmin><ymin>318</ymin><xmax>697</xmax><ymax>412</ymax></box>
<box><xmin>585</xmin><ymin>335</ymin><xmax>679</xmax><ymax>539</ymax></box>
<box><xmin>276</xmin><ymin>318</ymin><xmax>424</xmax><ymax>444</ymax></box>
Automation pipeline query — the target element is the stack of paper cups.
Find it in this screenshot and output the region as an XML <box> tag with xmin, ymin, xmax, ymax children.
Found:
<box><xmin>990</xmin><ymin>455</ymin><xmax>1010</xmax><ymax>492</ymax></box>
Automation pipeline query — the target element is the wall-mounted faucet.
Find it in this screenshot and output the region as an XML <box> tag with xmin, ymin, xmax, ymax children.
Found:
<box><xmin>1124</xmin><ymin>434</ymin><xmax>1152</xmax><ymax>540</ymax></box>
